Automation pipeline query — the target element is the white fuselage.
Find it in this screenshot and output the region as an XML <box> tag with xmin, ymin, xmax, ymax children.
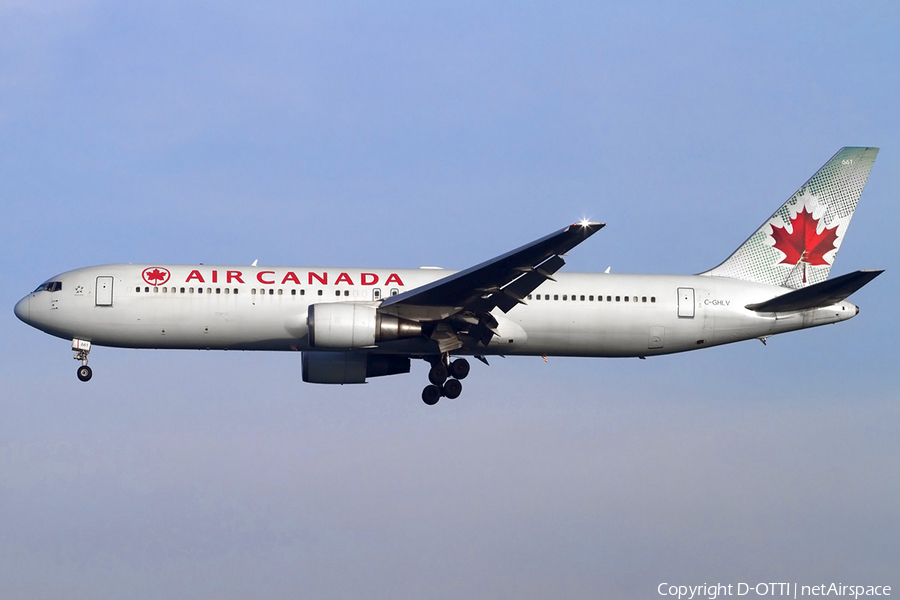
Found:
<box><xmin>14</xmin><ymin>264</ymin><xmax>858</xmax><ymax>358</ymax></box>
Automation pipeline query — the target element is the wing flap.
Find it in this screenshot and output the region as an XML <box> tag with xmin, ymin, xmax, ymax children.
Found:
<box><xmin>746</xmin><ymin>269</ymin><xmax>883</xmax><ymax>313</ymax></box>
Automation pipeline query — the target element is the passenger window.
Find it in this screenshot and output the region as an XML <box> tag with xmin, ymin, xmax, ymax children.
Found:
<box><xmin>207</xmin><ymin>288</ymin><xmax>212</xmax><ymax>294</ymax></box>
<box><xmin>180</xmin><ymin>287</ymin><xmax>185</xmax><ymax>294</ymax></box>
<box><xmin>607</xmin><ymin>296</ymin><xmax>612</xmax><ymax>302</ymax></box>
<box><xmin>527</xmin><ymin>294</ymin><xmax>532</xmax><ymax>300</ymax></box>
<box><xmin>198</xmin><ymin>288</ymin><xmax>203</xmax><ymax>294</ymax></box>
<box><xmin>291</xmin><ymin>289</ymin><xmax>296</xmax><ymax>296</ymax></box>
<box><xmin>268</xmin><ymin>289</ymin><xmax>273</xmax><ymax>295</ymax></box>
<box><xmin>344</xmin><ymin>290</ymin><xmax>349</xmax><ymax>297</ymax></box>
<box><xmin>300</xmin><ymin>289</ymin><xmax>305</xmax><ymax>295</ymax></box>
<box><xmin>251</xmin><ymin>289</ymin><xmax>256</xmax><ymax>295</ymax></box>
<box><xmin>616</xmin><ymin>296</ymin><xmax>620</xmax><ymax>302</ymax></box>
<box><xmin>554</xmin><ymin>295</ymin><xmax>559</xmax><ymax>301</ymax></box>
<box><xmin>642</xmin><ymin>296</ymin><xmax>647</xmax><ymax>302</ymax></box>
<box><xmin>580</xmin><ymin>295</ymin><xmax>585</xmax><ymax>301</ymax></box>
<box><xmin>633</xmin><ymin>296</ymin><xmax>638</xmax><ymax>303</ymax></box>
<box><xmin>651</xmin><ymin>296</ymin><xmax>656</xmax><ymax>303</ymax></box>
<box><xmin>189</xmin><ymin>287</ymin><xmax>194</xmax><ymax>293</ymax></box>
<box><xmin>224</xmin><ymin>288</ymin><xmax>229</xmax><ymax>294</ymax></box>
<box><xmin>563</xmin><ymin>295</ymin><xmax>567</xmax><ymax>301</ymax></box>
<box><xmin>153</xmin><ymin>287</ymin><xmax>159</xmax><ymax>293</ymax></box>
<box><xmin>162</xmin><ymin>287</ymin><xmax>167</xmax><ymax>293</ymax></box>
<box><xmin>234</xmin><ymin>289</ymin><xmax>238</xmax><ymax>294</ymax></box>
<box><xmin>278</xmin><ymin>289</ymin><xmax>283</xmax><ymax>295</ymax></box>
<box><xmin>216</xmin><ymin>288</ymin><xmax>221</xmax><ymax>294</ymax></box>
<box><xmin>335</xmin><ymin>290</ymin><xmax>341</xmax><ymax>297</ymax></box>
<box><xmin>589</xmin><ymin>295</ymin><xmax>594</xmax><ymax>301</ymax></box>
<box><xmin>145</xmin><ymin>287</ymin><xmax>150</xmax><ymax>293</ymax></box>
<box><xmin>624</xmin><ymin>296</ymin><xmax>629</xmax><ymax>302</ymax></box>
<box><xmin>135</xmin><ymin>287</ymin><xmax>140</xmax><ymax>293</ymax></box>
<box><xmin>318</xmin><ymin>290</ymin><xmax>323</xmax><ymax>296</ymax></box>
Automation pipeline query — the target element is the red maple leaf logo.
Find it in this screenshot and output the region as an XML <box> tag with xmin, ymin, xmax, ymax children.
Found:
<box><xmin>770</xmin><ymin>206</ymin><xmax>839</xmax><ymax>266</ymax></box>
<box><xmin>142</xmin><ymin>267</ymin><xmax>170</xmax><ymax>286</ymax></box>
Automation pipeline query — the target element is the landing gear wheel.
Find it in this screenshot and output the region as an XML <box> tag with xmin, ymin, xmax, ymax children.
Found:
<box><xmin>422</xmin><ymin>385</ymin><xmax>441</xmax><ymax>405</ymax></box>
<box><xmin>77</xmin><ymin>365</ymin><xmax>93</xmax><ymax>382</ymax></box>
<box><xmin>443</xmin><ymin>378</ymin><xmax>462</xmax><ymax>399</ymax></box>
<box><xmin>449</xmin><ymin>359</ymin><xmax>470</xmax><ymax>380</ymax></box>
<box><xmin>428</xmin><ymin>363</ymin><xmax>448</xmax><ymax>386</ymax></box>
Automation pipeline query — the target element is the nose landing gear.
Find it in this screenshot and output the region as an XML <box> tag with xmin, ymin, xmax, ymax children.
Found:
<box><xmin>77</xmin><ymin>365</ymin><xmax>93</xmax><ymax>382</ymax></box>
<box><xmin>421</xmin><ymin>357</ymin><xmax>469</xmax><ymax>405</ymax></box>
<box><xmin>73</xmin><ymin>339</ymin><xmax>92</xmax><ymax>382</ymax></box>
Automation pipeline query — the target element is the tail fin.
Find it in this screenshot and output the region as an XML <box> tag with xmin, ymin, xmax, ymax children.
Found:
<box><xmin>702</xmin><ymin>147</ymin><xmax>878</xmax><ymax>288</ymax></box>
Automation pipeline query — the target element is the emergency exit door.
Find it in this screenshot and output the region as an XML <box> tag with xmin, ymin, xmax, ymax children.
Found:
<box><xmin>677</xmin><ymin>287</ymin><xmax>694</xmax><ymax>318</ymax></box>
<box><xmin>95</xmin><ymin>277</ymin><xmax>114</xmax><ymax>306</ymax></box>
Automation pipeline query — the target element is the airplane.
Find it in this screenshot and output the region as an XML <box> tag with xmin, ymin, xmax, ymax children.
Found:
<box><xmin>14</xmin><ymin>147</ymin><xmax>883</xmax><ymax>405</ymax></box>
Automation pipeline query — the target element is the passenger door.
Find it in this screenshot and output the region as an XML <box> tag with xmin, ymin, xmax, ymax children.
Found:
<box><xmin>677</xmin><ymin>287</ymin><xmax>694</xmax><ymax>318</ymax></box>
<box><xmin>95</xmin><ymin>276</ymin><xmax>114</xmax><ymax>307</ymax></box>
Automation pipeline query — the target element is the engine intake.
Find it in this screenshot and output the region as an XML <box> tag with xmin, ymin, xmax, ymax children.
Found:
<box><xmin>307</xmin><ymin>303</ymin><xmax>422</xmax><ymax>348</ymax></box>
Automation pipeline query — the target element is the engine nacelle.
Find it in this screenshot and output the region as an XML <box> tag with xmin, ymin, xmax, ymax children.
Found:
<box><xmin>302</xmin><ymin>351</ymin><xmax>411</xmax><ymax>384</ymax></box>
<box><xmin>307</xmin><ymin>303</ymin><xmax>422</xmax><ymax>349</ymax></box>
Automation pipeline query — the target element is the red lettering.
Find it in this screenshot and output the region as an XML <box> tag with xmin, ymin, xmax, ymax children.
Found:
<box><xmin>186</xmin><ymin>270</ymin><xmax>205</xmax><ymax>283</ymax></box>
<box><xmin>385</xmin><ymin>273</ymin><xmax>404</xmax><ymax>286</ymax></box>
<box><xmin>361</xmin><ymin>273</ymin><xmax>378</xmax><ymax>285</ymax></box>
<box><xmin>257</xmin><ymin>271</ymin><xmax>275</xmax><ymax>284</ymax></box>
<box><xmin>282</xmin><ymin>271</ymin><xmax>301</xmax><ymax>285</ymax></box>
<box><xmin>309</xmin><ymin>272</ymin><xmax>327</xmax><ymax>285</ymax></box>
<box><xmin>227</xmin><ymin>271</ymin><xmax>244</xmax><ymax>284</ymax></box>
<box><xmin>335</xmin><ymin>272</ymin><xmax>354</xmax><ymax>285</ymax></box>
<box><xmin>212</xmin><ymin>270</ymin><xmax>218</xmax><ymax>283</ymax></box>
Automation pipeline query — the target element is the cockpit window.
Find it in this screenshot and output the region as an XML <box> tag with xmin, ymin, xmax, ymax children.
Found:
<box><xmin>33</xmin><ymin>281</ymin><xmax>62</xmax><ymax>293</ymax></box>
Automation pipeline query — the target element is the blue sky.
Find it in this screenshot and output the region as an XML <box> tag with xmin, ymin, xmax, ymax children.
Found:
<box><xmin>2</xmin><ymin>2</ymin><xmax>898</xmax><ymax>598</ymax></box>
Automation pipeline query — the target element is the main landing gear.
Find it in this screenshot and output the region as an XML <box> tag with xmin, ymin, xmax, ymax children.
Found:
<box><xmin>421</xmin><ymin>356</ymin><xmax>469</xmax><ymax>405</ymax></box>
<box><xmin>73</xmin><ymin>339</ymin><xmax>93</xmax><ymax>382</ymax></box>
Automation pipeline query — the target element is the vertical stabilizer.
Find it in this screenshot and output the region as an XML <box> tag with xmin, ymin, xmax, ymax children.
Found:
<box><xmin>702</xmin><ymin>147</ymin><xmax>878</xmax><ymax>287</ymax></box>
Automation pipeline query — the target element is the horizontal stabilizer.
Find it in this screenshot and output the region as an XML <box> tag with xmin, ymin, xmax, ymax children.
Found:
<box><xmin>746</xmin><ymin>270</ymin><xmax>883</xmax><ymax>312</ymax></box>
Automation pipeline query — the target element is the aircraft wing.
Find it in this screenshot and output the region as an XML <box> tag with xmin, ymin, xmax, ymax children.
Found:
<box><xmin>746</xmin><ymin>269</ymin><xmax>883</xmax><ymax>313</ymax></box>
<box><xmin>382</xmin><ymin>222</ymin><xmax>604</xmax><ymax>314</ymax></box>
<box><xmin>378</xmin><ymin>222</ymin><xmax>604</xmax><ymax>350</ymax></box>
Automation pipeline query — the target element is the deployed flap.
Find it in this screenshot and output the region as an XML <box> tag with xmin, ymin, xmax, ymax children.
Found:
<box><xmin>746</xmin><ymin>269</ymin><xmax>883</xmax><ymax>313</ymax></box>
<box><xmin>380</xmin><ymin>222</ymin><xmax>604</xmax><ymax>315</ymax></box>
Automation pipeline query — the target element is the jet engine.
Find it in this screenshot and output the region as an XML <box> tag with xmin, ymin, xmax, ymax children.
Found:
<box><xmin>307</xmin><ymin>303</ymin><xmax>422</xmax><ymax>349</ymax></box>
<box><xmin>302</xmin><ymin>351</ymin><xmax>411</xmax><ymax>384</ymax></box>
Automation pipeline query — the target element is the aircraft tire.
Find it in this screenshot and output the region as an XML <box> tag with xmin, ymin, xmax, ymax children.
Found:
<box><xmin>443</xmin><ymin>378</ymin><xmax>462</xmax><ymax>399</ymax></box>
<box><xmin>77</xmin><ymin>365</ymin><xmax>92</xmax><ymax>382</ymax></box>
<box><xmin>428</xmin><ymin>363</ymin><xmax>448</xmax><ymax>385</ymax></box>
<box><xmin>449</xmin><ymin>359</ymin><xmax>470</xmax><ymax>380</ymax></box>
<box><xmin>422</xmin><ymin>385</ymin><xmax>441</xmax><ymax>405</ymax></box>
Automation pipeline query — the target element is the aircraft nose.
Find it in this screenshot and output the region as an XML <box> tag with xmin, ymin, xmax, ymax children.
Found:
<box><xmin>14</xmin><ymin>295</ymin><xmax>31</xmax><ymax>324</ymax></box>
